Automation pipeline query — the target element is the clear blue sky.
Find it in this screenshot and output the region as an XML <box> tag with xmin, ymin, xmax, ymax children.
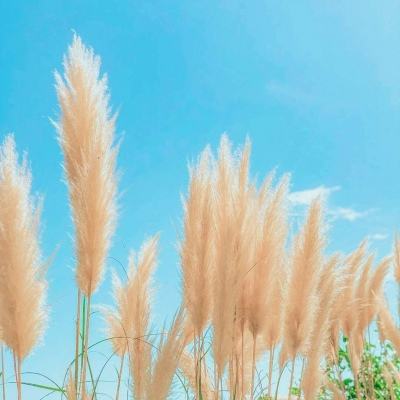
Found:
<box><xmin>1</xmin><ymin>1</ymin><xmax>399</xmax><ymax>398</ymax></box>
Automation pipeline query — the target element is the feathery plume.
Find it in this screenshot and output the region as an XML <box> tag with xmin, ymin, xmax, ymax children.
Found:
<box><xmin>302</xmin><ymin>255</ymin><xmax>340</xmax><ymax>400</ymax></box>
<box><xmin>377</xmin><ymin>298</ymin><xmax>400</xmax><ymax>355</ymax></box>
<box><xmin>181</xmin><ymin>147</ymin><xmax>214</xmax><ymax>337</ymax></box>
<box><xmin>339</xmin><ymin>241</ymin><xmax>368</xmax><ymax>337</ymax></box>
<box><xmin>55</xmin><ymin>35</ymin><xmax>119</xmax><ymax>397</ymax></box>
<box><xmin>146</xmin><ymin>309</ymin><xmax>186</xmax><ymax>400</ymax></box>
<box><xmin>212</xmin><ymin>136</ymin><xmax>254</xmax><ymax>383</ymax></box>
<box><xmin>281</xmin><ymin>198</ymin><xmax>325</xmax><ymax>361</ymax></box>
<box><xmin>0</xmin><ymin>135</ymin><xmax>47</xmax><ymax>398</ymax></box>
<box><xmin>55</xmin><ymin>34</ymin><xmax>118</xmax><ymax>296</ymax></box>
<box><xmin>65</xmin><ymin>373</ymin><xmax>77</xmax><ymax>400</ymax></box>
<box><xmin>107</xmin><ymin>236</ymin><xmax>158</xmax><ymax>357</ymax></box>
<box><xmin>179</xmin><ymin>351</ymin><xmax>214</xmax><ymax>400</ymax></box>
<box><xmin>329</xmin><ymin>240</ymin><xmax>367</xmax><ymax>356</ymax></box>
<box><xmin>247</xmin><ymin>175</ymin><xmax>289</xmax><ymax>339</ymax></box>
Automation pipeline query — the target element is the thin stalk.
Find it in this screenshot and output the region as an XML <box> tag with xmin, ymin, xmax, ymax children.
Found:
<box><xmin>250</xmin><ymin>335</ymin><xmax>257</xmax><ymax>400</ymax></box>
<box><xmin>267</xmin><ymin>346</ymin><xmax>275</xmax><ymax>398</ymax></box>
<box><xmin>13</xmin><ymin>352</ymin><xmax>22</xmax><ymax>400</ymax></box>
<box><xmin>193</xmin><ymin>332</ymin><xmax>198</xmax><ymax>399</ymax></box>
<box><xmin>80</xmin><ymin>296</ymin><xmax>87</xmax><ymax>374</ymax></box>
<box><xmin>288</xmin><ymin>358</ymin><xmax>295</xmax><ymax>400</ymax></box>
<box><xmin>274</xmin><ymin>363</ymin><xmax>286</xmax><ymax>400</ymax></box>
<box><xmin>115</xmin><ymin>354</ymin><xmax>125</xmax><ymax>400</ymax></box>
<box><xmin>199</xmin><ymin>332</ymin><xmax>206</xmax><ymax>400</ymax></box>
<box><xmin>81</xmin><ymin>294</ymin><xmax>92</xmax><ymax>398</ymax></box>
<box><xmin>17</xmin><ymin>357</ymin><xmax>22</xmax><ymax>400</ymax></box>
<box><xmin>74</xmin><ymin>289</ymin><xmax>81</xmax><ymax>398</ymax></box>
<box><xmin>1</xmin><ymin>344</ymin><xmax>6</xmax><ymax>400</ymax></box>
<box><xmin>241</xmin><ymin>326</ymin><xmax>244</xmax><ymax>400</ymax></box>
<box><xmin>297</xmin><ymin>358</ymin><xmax>305</xmax><ymax>399</ymax></box>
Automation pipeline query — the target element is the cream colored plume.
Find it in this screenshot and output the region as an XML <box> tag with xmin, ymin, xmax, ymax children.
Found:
<box><xmin>212</xmin><ymin>136</ymin><xmax>255</xmax><ymax>381</ymax></box>
<box><xmin>146</xmin><ymin>309</ymin><xmax>186</xmax><ymax>400</ymax></box>
<box><xmin>302</xmin><ymin>254</ymin><xmax>340</xmax><ymax>400</ymax></box>
<box><xmin>55</xmin><ymin>34</ymin><xmax>118</xmax><ymax>296</ymax></box>
<box><xmin>281</xmin><ymin>198</ymin><xmax>325</xmax><ymax>361</ymax></box>
<box><xmin>247</xmin><ymin>175</ymin><xmax>289</xmax><ymax>340</ymax></box>
<box><xmin>179</xmin><ymin>351</ymin><xmax>214</xmax><ymax>400</ymax></box>
<box><xmin>329</xmin><ymin>240</ymin><xmax>367</xmax><ymax>355</ymax></box>
<box><xmin>377</xmin><ymin>298</ymin><xmax>400</xmax><ymax>354</ymax></box>
<box><xmin>106</xmin><ymin>235</ymin><xmax>158</xmax><ymax>360</ymax></box>
<box><xmin>181</xmin><ymin>147</ymin><xmax>214</xmax><ymax>337</ymax></box>
<box><xmin>339</xmin><ymin>240</ymin><xmax>368</xmax><ymax>337</ymax></box>
<box><xmin>0</xmin><ymin>134</ymin><xmax>47</xmax><ymax>361</ymax></box>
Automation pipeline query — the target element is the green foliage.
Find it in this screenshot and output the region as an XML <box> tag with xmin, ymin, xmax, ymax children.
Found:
<box><xmin>324</xmin><ymin>336</ymin><xmax>400</xmax><ymax>399</ymax></box>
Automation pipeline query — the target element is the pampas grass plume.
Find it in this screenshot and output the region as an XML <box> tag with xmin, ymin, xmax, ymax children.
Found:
<box><xmin>55</xmin><ymin>34</ymin><xmax>118</xmax><ymax>296</ymax></box>
<box><xmin>0</xmin><ymin>135</ymin><xmax>47</xmax><ymax>361</ymax></box>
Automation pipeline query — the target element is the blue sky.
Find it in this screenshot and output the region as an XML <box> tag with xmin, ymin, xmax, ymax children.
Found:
<box><xmin>1</xmin><ymin>1</ymin><xmax>400</xmax><ymax>398</ymax></box>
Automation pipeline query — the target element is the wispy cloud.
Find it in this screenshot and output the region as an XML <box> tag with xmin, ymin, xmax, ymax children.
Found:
<box><xmin>288</xmin><ymin>185</ymin><xmax>340</xmax><ymax>206</ymax></box>
<box><xmin>266</xmin><ymin>80</ymin><xmax>315</xmax><ymax>105</ymax></box>
<box><xmin>369</xmin><ymin>233</ymin><xmax>388</xmax><ymax>241</ymax></box>
<box><xmin>328</xmin><ymin>207</ymin><xmax>372</xmax><ymax>222</ymax></box>
<box><xmin>289</xmin><ymin>185</ymin><xmax>372</xmax><ymax>223</ymax></box>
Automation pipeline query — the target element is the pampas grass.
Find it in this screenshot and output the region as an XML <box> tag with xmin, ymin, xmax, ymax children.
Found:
<box><xmin>2</xmin><ymin>34</ymin><xmax>400</xmax><ymax>400</ymax></box>
<box><xmin>281</xmin><ymin>198</ymin><xmax>325</xmax><ymax>398</ymax></box>
<box><xmin>0</xmin><ymin>135</ymin><xmax>47</xmax><ymax>400</ymax></box>
<box><xmin>180</xmin><ymin>147</ymin><xmax>214</xmax><ymax>396</ymax></box>
<box><xmin>181</xmin><ymin>147</ymin><xmax>214</xmax><ymax>338</ymax></box>
<box><xmin>107</xmin><ymin>235</ymin><xmax>158</xmax><ymax>400</ymax></box>
<box><xmin>211</xmin><ymin>136</ymin><xmax>254</xmax><ymax>392</ymax></box>
<box><xmin>302</xmin><ymin>254</ymin><xmax>341</xmax><ymax>400</ymax></box>
<box><xmin>146</xmin><ymin>309</ymin><xmax>186</xmax><ymax>400</ymax></box>
<box><xmin>55</xmin><ymin>34</ymin><xmax>118</xmax><ymax>297</ymax></box>
<box><xmin>55</xmin><ymin>34</ymin><xmax>118</xmax><ymax>398</ymax></box>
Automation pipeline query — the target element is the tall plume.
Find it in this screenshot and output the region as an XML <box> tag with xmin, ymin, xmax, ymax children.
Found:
<box><xmin>377</xmin><ymin>298</ymin><xmax>400</xmax><ymax>354</ymax></box>
<box><xmin>250</xmin><ymin>176</ymin><xmax>289</xmax><ymax>351</ymax></box>
<box><xmin>0</xmin><ymin>135</ymin><xmax>48</xmax><ymax>398</ymax></box>
<box><xmin>179</xmin><ymin>351</ymin><xmax>214</xmax><ymax>400</ymax></box>
<box><xmin>247</xmin><ymin>175</ymin><xmax>289</xmax><ymax>339</ymax></box>
<box><xmin>55</xmin><ymin>34</ymin><xmax>118</xmax><ymax>296</ymax></box>
<box><xmin>146</xmin><ymin>309</ymin><xmax>186</xmax><ymax>400</ymax></box>
<box><xmin>281</xmin><ymin>198</ymin><xmax>325</xmax><ymax>361</ymax></box>
<box><xmin>106</xmin><ymin>235</ymin><xmax>158</xmax><ymax>373</ymax></box>
<box><xmin>211</xmin><ymin>136</ymin><xmax>254</xmax><ymax>382</ymax></box>
<box><xmin>329</xmin><ymin>240</ymin><xmax>367</xmax><ymax>355</ymax></box>
<box><xmin>302</xmin><ymin>254</ymin><xmax>341</xmax><ymax>400</ymax></box>
<box><xmin>181</xmin><ymin>147</ymin><xmax>214</xmax><ymax>337</ymax></box>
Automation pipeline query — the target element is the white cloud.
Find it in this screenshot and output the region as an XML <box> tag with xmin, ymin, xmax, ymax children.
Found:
<box><xmin>288</xmin><ymin>185</ymin><xmax>341</xmax><ymax>206</ymax></box>
<box><xmin>328</xmin><ymin>207</ymin><xmax>371</xmax><ymax>222</ymax></box>
<box><xmin>369</xmin><ymin>233</ymin><xmax>388</xmax><ymax>241</ymax></box>
<box><xmin>289</xmin><ymin>185</ymin><xmax>371</xmax><ymax>223</ymax></box>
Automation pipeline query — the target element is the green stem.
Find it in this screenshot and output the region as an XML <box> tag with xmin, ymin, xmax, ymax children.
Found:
<box><xmin>81</xmin><ymin>294</ymin><xmax>91</xmax><ymax>398</ymax></box>
<box><xmin>74</xmin><ymin>289</ymin><xmax>81</xmax><ymax>398</ymax></box>
<box><xmin>115</xmin><ymin>354</ymin><xmax>124</xmax><ymax>400</ymax></box>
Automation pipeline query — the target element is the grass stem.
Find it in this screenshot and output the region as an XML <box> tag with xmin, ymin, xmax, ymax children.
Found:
<box><xmin>115</xmin><ymin>353</ymin><xmax>125</xmax><ymax>400</ymax></box>
<box><xmin>81</xmin><ymin>294</ymin><xmax>92</xmax><ymax>398</ymax></box>
<box><xmin>74</xmin><ymin>289</ymin><xmax>81</xmax><ymax>398</ymax></box>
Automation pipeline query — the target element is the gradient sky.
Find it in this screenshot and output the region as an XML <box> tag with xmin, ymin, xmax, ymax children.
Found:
<box><xmin>1</xmin><ymin>1</ymin><xmax>400</xmax><ymax>398</ymax></box>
